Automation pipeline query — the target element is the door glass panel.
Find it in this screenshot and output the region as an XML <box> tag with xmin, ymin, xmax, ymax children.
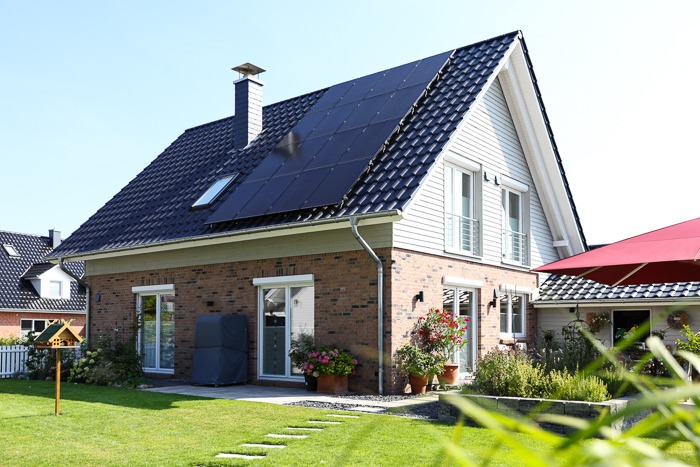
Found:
<box><xmin>159</xmin><ymin>294</ymin><xmax>175</xmax><ymax>370</ymax></box>
<box><xmin>290</xmin><ymin>286</ymin><xmax>314</xmax><ymax>375</ymax></box>
<box><xmin>508</xmin><ymin>191</ymin><xmax>521</xmax><ymax>231</ymax></box>
<box><xmin>262</xmin><ymin>287</ymin><xmax>286</xmax><ymax>375</ymax></box>
<box><xmin>457</xmin><ymin>289</ymin><xmax>473</xmax><ymax>374</ymax></box>
<box><xmin>512</xmin><ymin>295</ymin><xmax>523</xmax><ymax>334</ymax></box>
<box><xmin>141</xmin><ymin>295</ymin><xmax>157</xmax><ymax>368</ymax></box>
<box><xmin>500</xmin><ymin>297</ymin><xmax>508</xmax><ymax>333</ymax></box>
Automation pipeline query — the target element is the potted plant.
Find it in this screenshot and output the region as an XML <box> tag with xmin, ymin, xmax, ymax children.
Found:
<box><xmin>301</xmin><ymin>345</ymin><xmax>357</xmax><ymax>394</ymax></box>
<box><xmin>394</xmin><ymin>343</ymin><xmax>444</xmax><ymax>394</ymax></box>
<box><xmin>289</xmin><ymin>332</ymin><xmax>317</xmax><ymax>391</ymax></box>
<box><xmin>415</xmin><ymin>308</ymin><xmax>469</xmax><ymax>384</ymax></box>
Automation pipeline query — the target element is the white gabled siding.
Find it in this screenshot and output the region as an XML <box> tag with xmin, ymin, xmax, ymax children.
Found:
<box><xmin>395</xmin><ymin>77</ymin><xmax>558</xmax><ymax>268</ymax></box>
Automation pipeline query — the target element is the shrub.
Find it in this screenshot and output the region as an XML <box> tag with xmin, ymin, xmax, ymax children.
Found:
<box><xmin>69</xmin><ymin>335</ymin><xmax>144</xmax><ymax>387</ymax></box>
<box><xmin>0</xmin><ymin>334</ymin><xmax>24</xmax><ymax>346</ymax></box>
<box><xmin>301</xmin><ymin>346</ymin><xmax>357</xmax><ymax>377</ymax></box>
<box><xmin>472</xmin><ymin>349</ymin><xmax>549</xmax><ymax>398</ymax></box>
<box><xmin>547</xmin><ymin>370</ymin><xmax>610</xmax><ymax>402</ymax></box>
<box><xmin>596</xmin><ymin>369</ymin><xmax>637</xmax><ymax>398</ymax></box>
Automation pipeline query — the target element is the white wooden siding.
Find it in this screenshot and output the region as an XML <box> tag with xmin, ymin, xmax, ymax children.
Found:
<box><xmin>395</xmin><ymin>77</ymin><xmax>558</xmax><ymax>268</ymax></box>
<box><xmin>537</xmin><ymin>305</ymin><xmax>700</xmax><ymax>350</ymax></box>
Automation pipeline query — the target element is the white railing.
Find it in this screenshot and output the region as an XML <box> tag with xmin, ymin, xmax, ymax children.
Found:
<box><xmin>445</xmin><ymin>214</ymin><xmax>480</xmax><ymax>255</ymax></box>
<box><xmin>0</xmin><ymin>345</ymin><xmax>28</xmax><ymax>378</ymax></box>
<box><xmin>503</xmin><ymin>229</ymin><xmax>529</xmax><ymax>265</ymax></box>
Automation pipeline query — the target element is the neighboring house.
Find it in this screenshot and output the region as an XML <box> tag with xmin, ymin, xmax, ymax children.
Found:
<box><xmin>50</xmin><ymin>31</ymin><xmax>586</xmax><ymax>394</ymax></box>
<box><xmin>0</xmin><ymin>229</ymin><xmax>86</xmax><ymax>339</ymax></box>
<box><xmin>534</xmin><ymin>274</ymin><xmax>700</xmax><ymax>350</ymax></box>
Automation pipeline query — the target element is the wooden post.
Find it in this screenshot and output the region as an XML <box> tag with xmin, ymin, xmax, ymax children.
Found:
<box><xmin>55</xmin><ymin>348</ymin><xmax>61</xmax><ymax>416</ymax></box>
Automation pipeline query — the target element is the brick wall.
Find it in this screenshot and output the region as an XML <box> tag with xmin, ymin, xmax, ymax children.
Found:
<box><xmin>0</xmin><ymin>312</ymin><xmax>86</xmax><ymax>339</ymax></box>
<box><xmin>85</xmin><ymin>246</ymin><xmax>538</xmax><ymax>394</ymax></box>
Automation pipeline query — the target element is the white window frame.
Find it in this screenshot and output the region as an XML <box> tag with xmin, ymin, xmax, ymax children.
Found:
<box><xmin>444</xmin><ymin>153</ymin><xmax>481</xmax><ymax>257</ymax></box>
<box><xmin>132</xmin><ymin>284</ymin><xmax>176</xmax><ymax>375</ymax></box>
<box><xmin>20</xmin><ymin>318</ymin><xmax>46</xmax><ymax>337</ymax></box>
<box><xmin>254</xmin><ymin>274</ymin><xmax>314</xmax><ymax>382</ymax></box>
<box><xmin>501</xmin><ymin>176</ymin><xmax>529</xmax><ymax>266</ymax></box>
<box><xmin>499</xmin><ymin>293</ymin><xmax>527</xmax><ymax>339</ymax></box>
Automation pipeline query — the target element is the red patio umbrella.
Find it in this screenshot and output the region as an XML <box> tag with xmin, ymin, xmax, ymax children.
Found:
<box><xmin>534</xmin><ymin>217</ymin><xmax>700</xmax><ymax>286</ymax></box>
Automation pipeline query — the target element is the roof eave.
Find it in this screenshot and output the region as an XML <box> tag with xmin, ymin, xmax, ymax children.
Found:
<box><xmin>50</xmin><ymin>210</ymin><xmax>403</xmax><ymax>263</ymax></box>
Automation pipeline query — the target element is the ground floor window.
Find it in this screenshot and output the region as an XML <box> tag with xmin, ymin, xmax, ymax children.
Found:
<box><xmin>500</xmin><ymin>294</ymin><xmax>526</xmax><ymax>338</ymax></box>
<box><xmin>20</xmin><ymin>318</ymin><xmax>46</xmax><ymax>337</ymax></box>
<box><xmin>613</xmin><ymin>309</ymin><xmax>650</xmax><ymax>344</ymax></box>
<box><xmin>442</xmin><ymin>282</ymin><xmax>478</xmax><ymax>378</ymax></box>
<box><xmin>254</xmin><ymin>274</ymin><xmax>314</xmax><ymax>380</ymax></box>
<box><xmin>133</xmin><ymin>285</ymin><xmax>175</xmax><ymax>374</ymax></box>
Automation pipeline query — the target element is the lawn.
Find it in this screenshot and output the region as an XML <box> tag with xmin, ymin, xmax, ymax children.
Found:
<box><xmin>0</xmin><ymin>380</ymin><xmax>695</xmax><ymax>466</ymax></box>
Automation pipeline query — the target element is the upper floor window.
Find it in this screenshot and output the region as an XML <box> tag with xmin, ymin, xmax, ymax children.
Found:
<box><xmin>2</xmin><ymin>244</ymin><xmax>19</xmax><ymax>257</ymax></box>
<box><xmin>501</xmin><ymin>178</ymin><xmax>529</xmax><ymax>266</ymax></box>
<box><xmin>192</xmin><ymin>173</ymin><xmax>238</xmax><ymax>208</ymax></box>
<box><xmin>49</xmin><ymin>281</ymin><xmax>63</xmax><ymax>298</ymax></box>
<box><xmin>445</xmin><ymin>162</ymin><xmax>480</xmax><ymax>256</ymax></box>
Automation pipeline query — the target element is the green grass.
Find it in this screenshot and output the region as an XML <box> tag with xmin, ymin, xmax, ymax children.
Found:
<box><xmin>0</xmin><ymin>380</ymin><xmax>695</xmax><ymax>466</ymax></box>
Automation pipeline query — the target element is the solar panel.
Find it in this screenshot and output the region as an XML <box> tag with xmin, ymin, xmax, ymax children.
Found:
<box><xmin>207</xmin><ymin>51</ymin><xmax>451</xmax><ymax>224</ymax></box>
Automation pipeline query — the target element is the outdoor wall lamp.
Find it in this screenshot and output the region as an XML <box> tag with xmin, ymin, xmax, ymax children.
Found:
<box><xmin>489</xmin><ymin>290</ymin><xmax>500</xmax><ymax>308</ymax></box>
<box><xmin>415</xmin><ymin>291</ymin><xmax>424</xmax><ymax>302</ymax></box>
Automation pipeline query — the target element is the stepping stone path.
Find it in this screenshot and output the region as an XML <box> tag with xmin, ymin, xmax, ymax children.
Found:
<box><xmin>212</xmin><ymin>413</ymin><xmax>360</xmax><ymax>462</ymax></box>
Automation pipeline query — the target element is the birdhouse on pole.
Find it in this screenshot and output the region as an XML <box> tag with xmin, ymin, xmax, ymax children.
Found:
<box><xmin>33</xmin><ymin>319</ymin><xmax>83</xmax><ymax>416</ymax></box>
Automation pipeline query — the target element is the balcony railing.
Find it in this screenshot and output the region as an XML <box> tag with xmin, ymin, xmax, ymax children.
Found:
<box><xmin>446</xmin><ymin>214</ymin><xmax>480</xmax><ymax>256</ymax></box>
<box><xmin>502</xmin><ymin>229</ymin><xmax>529</xmax><ymax>265</ymax></box>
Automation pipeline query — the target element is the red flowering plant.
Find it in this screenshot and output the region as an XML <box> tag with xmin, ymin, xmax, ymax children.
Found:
<box><xmin>415</xmin><ymin>308</ymin><xmax>469</xmax><ymax>363</ymax></box>
<box><xmin>301</xmin><ymin>345</ymin><xmax>358</xmax><ymax>377</ymax></box>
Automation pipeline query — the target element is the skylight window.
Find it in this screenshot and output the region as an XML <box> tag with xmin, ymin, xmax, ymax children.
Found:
<box><xmin>2</xmin><ymin>244</ymin><xmax>19</xmax><ymax>257</ymax></box>
<box><xmin>192</xmin><ymin>174</ymin><xmax>238</xmax><ymax>208</ymax></box>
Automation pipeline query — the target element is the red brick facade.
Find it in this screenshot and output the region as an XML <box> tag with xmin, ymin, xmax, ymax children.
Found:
<box><xmin>0</xmin><ymin>312</ymin><xmax>85</xmax><ymax>339</ymax></box>
<box><xmin>85</xmin><ymin>246</ymin><xmax>537</xmax><ymax>394</ymax></box>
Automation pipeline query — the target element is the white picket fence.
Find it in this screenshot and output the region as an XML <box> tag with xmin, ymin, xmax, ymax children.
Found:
<box><xmin>0</xmin><ymin>345</ymin><xmax>28</xmax><ymax>378</ymax></box>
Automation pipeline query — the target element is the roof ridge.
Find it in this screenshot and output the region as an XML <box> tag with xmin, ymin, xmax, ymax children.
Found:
<box><xmin>0</xmin><ymin>230</ymin><xmax>48</xmax><ymax>239</ymax></box>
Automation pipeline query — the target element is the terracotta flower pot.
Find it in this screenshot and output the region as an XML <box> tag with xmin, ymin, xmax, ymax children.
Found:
<box><xmin>437</xmin><ymin>363</ymin><xmax>459</xmax><ymax>385</ymax></box>
<box><xmin>317</xmin><ymin>374</ymin><xmax>349</xmax><ymax>394</ymax></box>
<box><xmin>408</xmin><ymin>374</ymin><xmax>429</xmax><ymax>394</ymax></box>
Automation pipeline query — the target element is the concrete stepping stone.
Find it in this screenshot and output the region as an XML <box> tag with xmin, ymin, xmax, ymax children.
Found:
<box><xmin>326</xmin><ymin>414</ymin><xmax>360</xmax><ymax>419</ymax></box>
<box><xmin>216</xmin><ymin>453</ymin><xmax>265</xmax><ymax>460</ymax></box>
<box><xmin>308</xmin><ymin>420</ymin><xmax>342</xmax><ymax>424</ymax></box>
<box><xmin>286</xmin><ymin>427</ymin><xmax>324</xmax><ymax>431</ymax></box>
<box><xmin>266</xmin><ymin>433</ymin><xmax>308</xmax><ymax>439</ymax></box>
<box><xmin>241</xmin><ymin>443</ymin><xmax>286</xmax><ymax>449</ymax></box>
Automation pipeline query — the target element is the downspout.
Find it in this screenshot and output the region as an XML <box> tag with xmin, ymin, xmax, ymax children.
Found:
<box><xmin>58</xmin><ymin>258</ymin><xmax>90</xmax><ymax>341</ymax></box>
<box><xmin>350</xmin><ymin>216</ymin><xmax>384</xmax><ymax>395</ymax></box>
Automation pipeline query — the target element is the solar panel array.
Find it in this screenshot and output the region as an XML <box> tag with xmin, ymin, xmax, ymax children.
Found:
<box><xmin>207</xmin><ymin>51</ymin><xmax>451</xmax><ymax>224</ymax></box>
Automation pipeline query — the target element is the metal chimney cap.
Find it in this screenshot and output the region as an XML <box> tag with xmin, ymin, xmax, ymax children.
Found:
<box><xmin>232</xmin><ymin>63</ymin><xmax>265</xmax><ymax>77</ymax></box>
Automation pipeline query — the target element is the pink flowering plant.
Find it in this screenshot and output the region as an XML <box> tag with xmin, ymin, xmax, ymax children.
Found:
<box><xmin>301</xmin><ymin>345</ymin><xmax>357</xmax><ymax>377</ymax></box>
<box><xmin>416</xmin><ymin>308</ymin><xmax>469</xmax><ymax>362</ymax></box>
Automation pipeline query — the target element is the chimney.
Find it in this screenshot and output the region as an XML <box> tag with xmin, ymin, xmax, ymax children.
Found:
<box><xmin>48</xmin><ymin>229</ymin><xmax>61</xmax><ymax>249</ymax></box>
<box><xmin>232</xmin><ymin>63</ymin><xmax>265</xmax><ymax>149</ymax></box>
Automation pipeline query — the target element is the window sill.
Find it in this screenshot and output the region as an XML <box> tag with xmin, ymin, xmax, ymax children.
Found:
<box><xmin>501</xmin><ymin>258</ymin><xmax>530</xmax><ymax>269</ymax></box>
<box><xmin>258</xmin><ymin>375</ymin><xmax>305</xmax><ymax>382</ymax></box>
<box><xmin>444</xmin><ymin>247</ymin><xmax>482</xmax><ymax>260</ymax></box>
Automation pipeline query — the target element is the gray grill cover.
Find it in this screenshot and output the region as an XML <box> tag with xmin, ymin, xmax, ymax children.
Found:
<box><xmin>191</xmin><ymin>315</ymin><xmax>248</xmax><ymax>385</ymax></box>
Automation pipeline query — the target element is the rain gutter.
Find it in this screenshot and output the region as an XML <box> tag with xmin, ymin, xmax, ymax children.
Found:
<box><xmin>350</xmin><ymin>216</ymin><xmax>384</xmax><ymax>395</ymax></box>
<box><xmin>58</xmin><ymin>258</ymin><xmax>90</xmax><ymax>341</ymax></box>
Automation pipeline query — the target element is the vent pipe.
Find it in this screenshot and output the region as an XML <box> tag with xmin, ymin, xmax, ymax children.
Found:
<box><xmin>232</xmin><ymin>63</ymin><xmax>265</xmax><ymax>149</ymax></box>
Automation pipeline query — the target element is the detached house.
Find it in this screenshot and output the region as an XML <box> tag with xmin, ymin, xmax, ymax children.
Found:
<box><xmin>0</xmin><ymin>230</ymin><xmax>85</xmax><ymax>338</ymax></box>
<box><xmin>51</xmin><ymin>31</ymin><xmax>586</xmax><ymax>394</ymax></box>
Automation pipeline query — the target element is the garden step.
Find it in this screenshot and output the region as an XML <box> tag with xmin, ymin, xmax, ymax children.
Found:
<box><xmin>308</xmin><ymin>420</ymin><xmax>342</xmax><ymax>424</ymax></box>
<box><xmin>286</xmin><ymin>427</ymin><xmax>324</xmax><ymax>431</ymax></box>
<box><xmin>266</xmin><ymin>433</ymin><xmax>308</xmax><ymax>439</ymax></box>
<box><xmin>240</xmin><ymin>443</ymin><xmax>286</xmax><ymax>449</ymax></box>
<box><xmin>326</xmin><ymin>414</ymin><xmax>360</xmax><ymax>418</ymax></box>
<box><xmin>215</xmin><ymin>453</ymin><xmax>265</xmax><ymax>460</ymax></box>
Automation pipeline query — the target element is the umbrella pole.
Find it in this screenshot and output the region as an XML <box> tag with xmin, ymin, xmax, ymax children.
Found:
<box><xmin>55</xmin><ymin>348</ymin><xmax>61</xmax><ymax>416</ymax></box>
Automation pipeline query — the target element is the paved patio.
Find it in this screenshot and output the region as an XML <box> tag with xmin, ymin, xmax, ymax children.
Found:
<box><xmin>142</xmin><ymin>382</ymin><xmax>440</xmax><ymax>410</ymax></box>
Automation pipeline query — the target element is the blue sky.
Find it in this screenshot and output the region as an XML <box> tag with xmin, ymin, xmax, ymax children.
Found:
<box><xmin>1</xmin><ymin>1</ymin><xmax>698</xmax><ymax>245</ymax></box>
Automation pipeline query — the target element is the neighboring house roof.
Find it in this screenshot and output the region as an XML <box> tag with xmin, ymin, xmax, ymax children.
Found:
<box><xmin>534</xmin><ymin>274</ymin><xmax>700</xmax><ymax>305</ymax></box>
<box><xmin>0</xmin><ymin>230</ymin><xmax>85</xmax><ymax>311</ymax></box>
<box><xmin>52</xmin><ymin>31</ymin><xmax>586</xmax><ymax>259</ymax></box>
